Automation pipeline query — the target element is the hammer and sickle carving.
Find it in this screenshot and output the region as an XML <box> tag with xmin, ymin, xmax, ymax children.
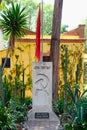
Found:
<box><xmin>34</xmin><ymin>73</ymin><xmax>49</xmax><ymax>96</ymax></box>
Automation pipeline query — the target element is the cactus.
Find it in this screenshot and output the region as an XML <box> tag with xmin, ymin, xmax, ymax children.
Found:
<box><xmin>63</xmin><ymin>47</ymin><xmax>68</xmax><ymax>113</ymax></box>
<box><xmin>0</xmin><ymin>66</ymin><xmax>4</xmax><ymax>106</ymax></box>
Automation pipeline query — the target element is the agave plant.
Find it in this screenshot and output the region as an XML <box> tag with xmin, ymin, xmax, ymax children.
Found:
<box><xmin>66</xmin><ymin>84</ymin><xmax>87</xmax><ymax>120</ymax></box>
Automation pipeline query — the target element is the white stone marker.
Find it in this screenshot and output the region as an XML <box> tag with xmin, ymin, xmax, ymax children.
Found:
<box><xmin>28</xmin><ymin>62</ymin><xmax>59</xmax><ymax>121</ymax></box>
<box><xmin>32</xmin><ymin>62</ymin><xmax>52</xmax><ymax>112</ymax></box>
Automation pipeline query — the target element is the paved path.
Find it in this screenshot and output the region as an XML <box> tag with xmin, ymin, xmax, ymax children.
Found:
<box><xmin>23</xmin><ymin>120</ymin><xmax>63</xmax><ymax>130</ymax></box>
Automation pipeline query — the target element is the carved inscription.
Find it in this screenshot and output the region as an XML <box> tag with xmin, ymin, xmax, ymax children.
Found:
<box><xmin>35</xmin><ymin>112</ymin><xmax>49</xmax><ymax>119</ymax></box>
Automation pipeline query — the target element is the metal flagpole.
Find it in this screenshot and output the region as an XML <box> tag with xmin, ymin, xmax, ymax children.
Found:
<box><xmin>40</xmin><ymin>0</ymin><xmax>43</xmax><ymax>62</ymax></box>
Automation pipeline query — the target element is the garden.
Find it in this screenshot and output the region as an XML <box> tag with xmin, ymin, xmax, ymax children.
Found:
<box><xmin>0</xmin><ymin>45</ymin><xmax>87</xmax><ymax>130</ymax></box>
<box><xmin>0</xmin><ymin>1</ymin><xmax>87</xmax><ymax>130</ymax></box>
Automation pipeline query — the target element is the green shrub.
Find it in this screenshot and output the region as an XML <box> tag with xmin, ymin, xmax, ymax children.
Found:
<box><xmin>0</xmin><ymin>107</ymin><xmax>17</xmax><ymax>130</ymax></box>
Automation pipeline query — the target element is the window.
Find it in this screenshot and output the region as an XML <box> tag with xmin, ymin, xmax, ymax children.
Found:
<box><xmin>43</xmin><ymin>56</ymin><xmax>50</xmax><ymax>62</ymax></box>
<box><xmin>2</xmin><ymin>58</ymin><xmax>10</xmax><ymax>68</ymax></box>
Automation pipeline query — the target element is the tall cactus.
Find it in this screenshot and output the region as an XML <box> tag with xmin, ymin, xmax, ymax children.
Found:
<box><xmin>14</xmin><ymin>76</ymin><xmax>17</xmax><ymax>110</ymax></box>
<box><xmin>0</xmin><ymin>66</ymin><xmax>4</xmax><ymax>106</ymax></box>
<box><xmin>76</xmin><ymin>64</ymin><xmax>79</xmax><ymax>84</ymax></box>
<box><xmin>21</xmin><ymin>70</ymin><xmax>25</xmax><ymax>104</ymax></box>
<box><xmin>62</xmin><ymin>47</ymin><xmax>68</xmax><ymax>113</ymax></box>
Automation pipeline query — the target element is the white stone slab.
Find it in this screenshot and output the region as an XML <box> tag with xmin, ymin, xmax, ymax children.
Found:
<box><xmin>32</xmin><ymin>62</ymin><xmax>52</xmax><ymax>112</ymax></box>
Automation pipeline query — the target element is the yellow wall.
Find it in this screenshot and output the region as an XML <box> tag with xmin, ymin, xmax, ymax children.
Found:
<box><xmin>0</xmin><ymin>33</ymin><xmax>85</xmax><ymax>96</ymax></box>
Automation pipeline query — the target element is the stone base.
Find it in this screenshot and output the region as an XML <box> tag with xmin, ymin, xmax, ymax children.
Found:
<box><xmin>23</xmin><ymin>120</ymin><xmax>63</xmax><ymax>130</ymax></box>
<box><xmin>27</xmin><ymin>108</ymin><xmax>60</xmax><ymax>122</ymax></box>
<box><xmin>22</xmin><ymin>109</ymin><xmax>63</xmax><ymax>130</ymax></box>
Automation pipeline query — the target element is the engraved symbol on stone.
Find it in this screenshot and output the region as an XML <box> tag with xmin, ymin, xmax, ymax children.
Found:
<box><xmin>34</xmin><ymin>73</ymin><xmax>49</xmax><ymax>96</ymax></box>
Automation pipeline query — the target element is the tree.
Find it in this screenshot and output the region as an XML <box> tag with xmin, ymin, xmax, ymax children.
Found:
<box><xmin>43</xmin><ymin>3</ymin><xmax>53</xmax><ymax>34</ymax></box>
<box><xmin>2</xmin><ymin>0</ymin><xmax>38</xmax><ymax>32</ymax></box>
<box><xmin>0</xmin><ymin>2</ymin><xmax>28</xmax><ymax>102</ymax></box>
<box><xmin>0</xmin><ymin>2</ymin><xmax>28</xmax><ymax>70</ymax></box>
<box><xmin>0</xmin><ymin>0</ymin><xmax>66</xmax><ymax>35</ymax></box>
<box><xmin>21</xmin><ymin>0</ymin><xmax>53</xmax><ymax>34</ymax></box>
<box><xmin>61</xmin><ymin>24</ymin><xmax>68</xmax><ymax>34</ymax></box>
<box><xmin>20</xmin><ymin>0</ymin><xmax>37</xmax><ymax>31</ymax></box>
<box><xmin>50</xmin><ymin>0</ymin><xmax>63</xmax><ymax>100</ymax></box>
<box><xmin>82</xmin><ymin>18</ymin><xmax>87</xmax><ymax>37</ymax></box>
<box><xmin>4</xmin><ymin>0</ymin><xmax>11</xmax><ymax>4</ymax></box>
<box><xmin>0</xmin><ymin>0</ymin><xmax>1</xmax><ymax>4</ymax></box>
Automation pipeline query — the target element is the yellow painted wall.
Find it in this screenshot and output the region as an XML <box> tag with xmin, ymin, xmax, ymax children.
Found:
<box><xmin>0</xmin><ymin>33</ymin><xmax>85</xmax><ymax>96</ymax></box>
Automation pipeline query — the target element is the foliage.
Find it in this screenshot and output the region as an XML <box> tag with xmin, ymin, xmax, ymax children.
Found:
<box><xmin>56</xmin><ymin>44</ymin><xmax>87</xmax><ymax>129</ymax></box>
<box><xmin>63</xmin><ymin>121</ymin><xmax>72</xmax><ymax>130</ymax></box>
<box><xmin>53</xmin><ymin>99</ymin><xmax>63</xmax><ymax>115</ymax></box>
<box><xmin>0</xmin><ymin>107</ymin><xmax>17</xmax><ymax>130</ymax></box>
<box><xmin>66</xmin><ymin>84</ymin><xmax>87</xmax><ymax>120</ymax></box>
<box><xmin>0</xmin><ymin>1</ymin><xmax>28</xmax><ymax>37</ymax></box>
<box><xmin>24</xmin><ymin>97</ymin><xmax>32</xmax><ymax>110</ymax></box>
<box><xmin>60</xmin><ymin>24</ymin><xmax>68</xmax><ymax>34</ymax></box>
<box><xmin>0</xmin><ymin>96</ymin><xmax>32</xmax><ymax>129</ymax></box>
<box><xmin>0</xmin><ymin>58</ymin><xmax>32</xmax><ymax>128</ymax></box>
<box><xmin>4</xmin><ymin>0</ymin><xmax>11</xmax><ymax>4</ymax></box>
<box><xmin>0</xmin><ymin>1</ymin><xmax>28</xmax><ymax>50</ymax></box>
<box><xmin>23</xmin><ymin>0</ymin><xmax>37</xmax><ymax>31</ymax></box>
<box><xmin>2</xmin><ymin>75</ymin><xmax>11</xmax><ymax>106</ymax></box>
<box><xmin>64</xmin><ymin>120</ymin><xmax>87</xmax><ymax>130</ymax></box>
<box><xmin>0</xmin><ymin>0</ymin><xmax>53</xmax><ymax>34</ymax></box>
<box><xmin>26</xmin><ymin>73</ymin><xmax>32</xmax><ymax>91</ymax></box>
<box><xmin>53</xmin><ymin>90</ymin><xmax>87</xmax><ymax>129</ymax></box>
<box><xmin>8</xmin><ymin>100</ymin><xmax>27</xmax><ymax>123</ymax></box>
<box><xmin>82</xmin><ymin>18</ymin><xmax>87</xmax><ymax>37</ymax></box>
<box><xmin>0</xmin><ymin>0</ymin><xmax>5</xmax><ymax>10</ymax></box>
<box><xmin>59</xmin><ymin>44</ymin><xmax>83</xmax><ymax>98</ymax></box>
<box><xmin>43</xmin><ymin>3</ymin><xmax>53</xmax><ymax>34</ymax></box>
<box><xmin>1</xmin><ymin>52</ymin><xmax>32</xmax><ymax>104</ymax></box>
<box><xmin>0</xmin><ymin>0</ymin><xmax>68</xmax><ymax>35</ymax></box>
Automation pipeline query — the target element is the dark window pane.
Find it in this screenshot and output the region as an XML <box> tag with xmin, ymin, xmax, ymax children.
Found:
<box><xmin>2</xmin><ymin>58</ymin><xmax>10</xmax><ymax>68</ymax></box>
<box><xmin>43</xmin><ymin>56</ymin><xmax>50</xmax><ymax>62</ymax></box>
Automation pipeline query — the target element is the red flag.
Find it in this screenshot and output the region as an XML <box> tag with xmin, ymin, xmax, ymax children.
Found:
<box><xmin>35</xmin><ymin>4</ymin><xmax>41</xmax><ymax>61</ymax></box>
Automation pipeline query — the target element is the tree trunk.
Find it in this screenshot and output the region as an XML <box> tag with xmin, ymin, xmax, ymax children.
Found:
<box><xmin>0</xmin><ymin>0</ymin><xmax>2</xmax><ymax>4</ymax></box>
<box><xmin>50</xmin><ymin>0</ymin><xmax>63</xmax><ymax>100</ymax></box>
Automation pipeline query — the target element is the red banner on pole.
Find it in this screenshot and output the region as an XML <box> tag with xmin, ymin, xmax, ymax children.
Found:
<box><xmin>35</xmin><ymin>4</ymin><xmax>41</xmax><ymax>61</ymax></box>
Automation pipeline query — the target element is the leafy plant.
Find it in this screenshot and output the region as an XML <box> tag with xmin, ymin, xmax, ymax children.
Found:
<box><xmin>0</xmin><ymin>107</ymin><xmax>17</xmax><ymax>130</ymax></box>
<box><xmin>73</xmin><ymin>120</ymin><xmax>87</xmax><ymax>130</ymax></box>
<box><xmin>0</xmin><ymin>2</ymin><xmax>28</xmax><ymax>50</ymax></box>
<box><xmin>8</xmin><ymin>98</ymin><xmax>30</xmax><ymax>123</ymax></box>
<box><xmin>53</xmin><ymin>99</ymin><xmax>63</xmax><ymax>115</ymax></box>
<box><xmin>2</xmin><ymin>75</ymin><xmax>12</xmax><ymax>106</ymax></box>
<box><xmin>66</xmin><ymin>84</ymin><xmax>87</xmax><ymax>119</ymax></box>
<box><xmin>63</xmin><ymin>121</ymin><xmax>72</xmax><ymax>130</ymax></box>
<box><xmin>0</xmin><ymin>1</ymin><xmax>28</xmax><ymax>72</ymax></box>
<box><xmin>24</xmin><ymin>97</ymin><xmax>32</xmax><ymax>110</ymax></box>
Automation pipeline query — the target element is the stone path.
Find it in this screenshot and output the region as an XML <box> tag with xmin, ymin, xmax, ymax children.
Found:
<box><xmin>22</xmin><ymin>120</ymin><xmax>63</xmax><ymax>130</ymax></box>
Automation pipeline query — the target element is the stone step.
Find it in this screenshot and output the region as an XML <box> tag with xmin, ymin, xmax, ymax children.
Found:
<box><xmin>22</xmin><ymin>120</ymin><xmax>63</xmax><ymax>130</ymax></box>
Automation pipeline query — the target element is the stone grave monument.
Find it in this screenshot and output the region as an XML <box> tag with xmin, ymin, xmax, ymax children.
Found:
<box><xmin>23</xmin><ymin>62</ymin><xmax>63</xmax><ymax>130</ymax></box>
<box><xmin>27</xmin><ymin>62</ymin><xmax>59</xmax><ymax>121</ymax></box>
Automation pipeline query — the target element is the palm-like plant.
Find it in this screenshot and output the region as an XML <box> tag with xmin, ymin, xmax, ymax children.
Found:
<box><xmin>0</xmin><ymin>2</ymin><xmax>28</xmax><ymax>70</ymax></box>
<box><xmin>0</xmin><ymin>2</ymin><xmax>28</xmax><ymax>103</ymax></box>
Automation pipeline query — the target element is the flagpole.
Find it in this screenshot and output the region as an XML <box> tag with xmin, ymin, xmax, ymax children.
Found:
<box><xmin>40</xmin><ymin>0</ymin><xmax>43</xmax><ymax>62</ymax></box>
